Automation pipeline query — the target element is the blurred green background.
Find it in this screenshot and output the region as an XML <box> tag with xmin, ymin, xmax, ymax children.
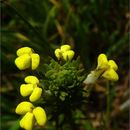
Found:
<box><xmin>1</xmin><ymin>0</ymin><xmax>129</xmax><ymax>130</ymax></box>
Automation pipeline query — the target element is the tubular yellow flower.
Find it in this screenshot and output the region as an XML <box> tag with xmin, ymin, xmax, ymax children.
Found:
<box><xmin>84</xmin><ymin>53</ymin><xmax>119</xmax><ymax>84</ymax></box>
<box><xmin>60</xmin><ymin>45</ymin><xmax>71</xmax><ymax>52</ymax></box>
<box><xmin>62</xmin><ymin>50</ymin><xmax>75</xmax><ymax>61</ymax></box>
<box><xmin>31</xmin><ymin>53</ymin><xmax>40</xmax><ymax>70</ymax></box>
<box><xmin>15</xmin><ymin>101</ymin><xmax>34</xmax><ymax>115</ymax></box>
<box><xmin>33</xmin><ymin>107</ymin><xmax>47</xmax><ymax>126</ymax></box>
<box><xmin>55</xmin><ymin>49</ymin><xmax>61</xmax><ymax>60</ymax></box>
<box><xmin>15</xmin><ymin>47</ymin><xmax>40</xmax><ymax>70</ymax></box>
<box><xmin>108</xmin><ymin>60</ymin><xmax>118</xmax><ymax>71</ymax></box>
<box><xmin>17</xmin><ymin>47</ymin><xmax>33</xmax><ymax>56</ymax></box>
<box><xmin>25</xmin><ymin>76</ymin><xmax>39</xmax><ymax>84</ymax></box>
<box><xmin>102</xmin><ymin>68</ymin><xmax>119</xmax><ymax>81</ymax></box>
<box><xmin>20</xmin><ymin>76</ymin><xmax>42</xmax><ymax>102</ymax></box>
<box><xmin>20</xmin><ymin>84</ymin><xmax>34</xmax><ymax>97</ymax></box>
<box><xmin>15</xmin><ymin>101</ymin><xmax>47</xmax><ymax>130</ymax></box>
<box><xmin>29</xmin><ymin>87</ymin><xmax>42</xmax><ymax>102</ymax></box>
<box><xmin>97</xmin><ymin>53</ymin><xmax>109</xmax><ymax>70</ymax></box>
<box><xmin>20</xmin><ymin>112</ymin><xmax>34</xmax><ymax>130</ymax></box>
<box><xmin>15</xmin><ymin>54</ymin><xmax>31</xmax><ymax>70</ymax></box>
<box><xmin>54</xmin><ymin>44</ymin><xmax>74</xmax><ymax>61</ymax></box>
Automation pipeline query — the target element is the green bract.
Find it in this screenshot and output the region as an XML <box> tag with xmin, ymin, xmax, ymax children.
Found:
<box><xmin>42</xmin><ymin>58</ymin><xmax>86</xmax><ymax>101</ymax></box>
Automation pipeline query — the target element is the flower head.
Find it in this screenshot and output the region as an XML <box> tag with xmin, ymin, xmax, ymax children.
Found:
<box><xmin>97</xmin><ymin>53</ymin><xmax>119</xmax><ymax>81</ymax></box>
<box><xmin>54</xmin><ymin>44</ymin><xmax>75</xmax><ymax>61</ymax></box>
<box><xmin>84</xmin><ymin>53</ymin><xmax>119</xmax><ymax>84</ymax></box>
<box><xmin>20</xmin><ymin>76</ymin><xmax>42</xmax><ymax>102</ymax></box>
<box><xmin>16</xmin><ymin>101</ymin><xmax>47</xmax><ymax>130</ymax></box>
<box><xmin>15</xmin><ymin>47</ymin><xmax>40</xmax><ymax>70</ymax></box>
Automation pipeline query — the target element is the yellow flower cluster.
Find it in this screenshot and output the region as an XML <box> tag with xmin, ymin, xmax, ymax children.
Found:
<box><xmin>97</xmin><ymin>54</ymin><xmax>119</xmax><ymax>81</ymax></box>
<box><xmin>20</xmin><ymin>76</ymin><xmax>42</xmax><ymax>102</ymax></box>
<box><xmin>15</xmin><ymin>47</ymin><xmax>40</xmax><ymax>70</ymax></box>
<box><xmin>16</xmin><ymin>102</ymin><xmax>47</xmax><ymax>130</ymax></box>
<box><xmin>84</xmin><ymin>53</ymin><xmax>119</xmax><ymax>84</ymax></box>
<box><xmin>54</xmin><ymin>44</ymin><xmax>75</xmax><ymax>61</ymax></box>
<box><xmin>15</xmin><ymin>47</ymin><xmax>47</xmax><ymax>130</ymax></box>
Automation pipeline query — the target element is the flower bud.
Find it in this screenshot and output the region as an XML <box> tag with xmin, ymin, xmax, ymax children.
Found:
<box><xmin>25</xmin><ymin>76</ymin><xmax>39</xmax><ymax>84</ymax></box>
<box><xmin>102</xmin><ymin>68</ymin><xmax>119</xmax><ymax>81</ymax></box>
<box><xmin>54</xmin><ymin>49</ymin><xmax>61</xmax><ymax>60</ymax></box>
<box><xmin>31</xmin><ymin>53</ymin><xmax>40</xmax><ymax>70</ymax></box>
<box><xmin>17</xmin><ymin>47</ymin><xmax>33</xmax><ymax>56</ymax></box>
<box><xmin>97</xmin><ymin>54</ymin><xmax>108</xmax><ymax>69</ymax></box>
<box><xmin>15</xmin><ymin>54</ymin><xmax>31</xmax><ymax>70</ymax></box>
<box><xmin>20</xmin><ymin>84</ymin><xmax>34</xmax><ymax>97</ymax></box>
<box><xmin>108</xmin><ymin>60</ymin><xmax>118</xmax><ymax>71</ymax></box>
<box><xmin>20</xmin><ymin>112</ymin><xmax>34</xmax><ymax>130</ymax></box>
<box><xmin>62</xmin><ymin>50</ymin><xmax>75</xmax><ymax>61</ymax></box>
<box><xmin>33</xmin><ymin>107</ymin><xmax>47</xmax><ymax>126</ymax></box>
<box><xmin>15</xmin><ymin>102</ymin><xmax>34</xmax><ymax>115</ymax></box>
<box><xmin>29</xmin><ymin>87</ymin><xmax>42</xmax><ymax>102</ymax></box>
<box><xmin>60</xmin><ymin>45</ymin><xmax>71</xmax><ymax>52</ymax></box>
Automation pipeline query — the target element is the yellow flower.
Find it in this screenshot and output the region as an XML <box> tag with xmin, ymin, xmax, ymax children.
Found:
<box><xmin>60</xmin><ymin>45</ymin><xmax>71</xmax><ymax>52</ymax></box>
<box><xmin>16</xmin><ymin>101</ymin><xmax>47</xmax><ymax>130</ymax></box>
<box><xmin>84</xmin><ymin>53</ymin><xmax>119</xmax><ymax>84</ymax></box>
<box><xmin>102</xmin><ymin>68</ymin><xmax>119</xmax><ymax>81</ymax></box>
<box><xmin>97</xmin><ymin>53</ymin><xmax>109</xmax><ymax>70</ymax></box>
<box><xmin>54</xmin><ymin>49</ymin><xmax>62</xmax><ymax>60</ymax></box>
<box><xmin>62</xmin><ymin>50</ymin><xmax>75</xmax><ymax>61</ymax></box>
<box><xmin>15</xmin><ymin>101</ymin><xmax>34</xmax><ymax>115</ymax></box>
<box><xmin>54</xmin><ymin>44</ymin><xmax>75</xmax><ymax>61</ymax></box>
<box><xmin>15</xmin><ymin>47</ymin><xmax>40</xmax><ymax>70</ymax></box>
<box><xmin>96</xmin><ymin>53</ymin><xmax>119</xmax><ymax>81</ymax></box>
<box><xmin>20</xmin><ymin>76</ymin><xmax>42</xmax><ymax>102</ymax></box>
<box><xmin>33</xmin><ymin>107</ymin><xmax>47</xmax><ymax>126</ymax></box>
<box><xmin>20</xmin><ymin>112</ymin><xmax>34</xmax><ymax>130</ymax></box>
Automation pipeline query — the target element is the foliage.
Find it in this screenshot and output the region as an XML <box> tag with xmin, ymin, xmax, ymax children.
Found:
<box><xmin>1</xmin><ymin>0</ymin><xmax>129</xmax><ymax>130</ymax></box>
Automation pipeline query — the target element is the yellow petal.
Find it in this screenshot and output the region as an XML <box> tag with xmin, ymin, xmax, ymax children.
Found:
<box><xmin>97</xmin><ymin>53</ymin><xmax>108</xmax><ymax>70</ymax></box>
<box><xmin>15</xmin><ymin>102</ymin><xmax>34</xmax><ymax>115</ymax></box>
<box><xmin>54</xmin><ymin>49</ymin><xmax>61</xmax><ymax>60</ymax></box>
<box><xmin>15</xmin><ymin>54</ymin><xmax>31</xmax><ymax>70</ymax></box>
<box><xmin>102</xmin><ymin>69</ymin><xmax>119</xmax><ymax>81</ymax></box>
<box><xmin>20</xmin><ymin>84</ymin><xmax>34</xmax><ymax>97</ymax></box>
<box><xmin>20</xmin><ymin>112</ymin><xmax>34</xmax><ymax>130</ymax></box>
<box><xmin>60</xmin><ymin>45</ymin><xmax>71</xmax><ymax>52</ymax></box>
<box><xmin>108</xmin><ymin>60</ymin><xmax>118</xmax><ymax>71</ymax></box>
<box><xmin>29</xmin><ymin>87</ymin><xmax>42</xmax><ymax>102</ymax></box>
<box><xmin>62</xmin><ymin>50</ymin><xmax>75</xmax><ymax>61</ymax></box>
<box><xmin>31</xmin><ymin>53</ymin><xmax>40</xmax><ymax>70</ymax></box>
<box><xmin>17</xmin><ymin>47</ymin><xmax>33</xmax><ymax>56</ymax></box>
<box><xmin>25</xmin><ymin>76</ymin><xmax>39</xmax><ymax>84</ymax></box>
<box><xmin>33</xmin><ymin>107</ymin><xmax>47</xmax><ymax>126</ymax></box>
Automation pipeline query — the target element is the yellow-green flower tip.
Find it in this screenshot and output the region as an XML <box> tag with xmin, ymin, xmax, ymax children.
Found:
<box><xmin>20</xmin><ymin>84</ymin><xmax>34</xmax><ymax>97</ymax></box>
<box><xmin>60</xmin><ymin>45</ymin><xmax>71</xmax><ymax>52</ymax></box>
<box><xmin>25</xmin><ymin>76</ymin><xmax>39</xmax><ymax>84</ymax></box>
<box><xmin>29</xmin><ymin>87</ymin><xmax>42</xmax><ymax>102</ymax></box>
<box><xmin>15</xmin><ymin>102</ymin><xmax>34</xmax><ymax>115</ymax></box>
<box><xmin>54</xmin><ymin>49</ymin><xmax>61</xmax><ymax>60</ymax></box>
<box><xmin>33</xmin><ymin>107</ymin><xmax>47</xmax><ymax>126</ymax></box>
<box><xmin>20</xmin><ymin>112</ymin><xmax>34</xmax><ymax>130</ymax></box>
<box><xmin>108</xmin><ymin>60</ymin><xmax>118</xmax><ymax>71</ymax></box>
<box><xmin>102</xmin><ymin>68</ymin><xmax>119</xmax><ymax>81</ymax></box>
<box><xmin>31</xmin><ymin>53</ymin><xmax>40</xmax><ymax>70</ymax></box>
<box><xmin>17</xmin><ymin>47</ymin><xmax>33</xmax><ymax>56</ymax></box>
<box><xmin>62</xmin><ymin>50</ymin><xmax>75</xmax><ymax>61</ymax></box>
<box><xmin>15</xmin><ymin>54</ymin><xmax>31</xmax><ymax>70</ymax></box>
<box><xmin>97</xmin><ymin>53</ymin><xmax>108</xmax><ymax>69</ymax></box>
